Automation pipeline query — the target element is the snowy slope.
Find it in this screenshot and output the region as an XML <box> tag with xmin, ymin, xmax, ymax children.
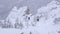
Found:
<box><xmin>6</xmin><ymin>6</ymin><xmax>28</xmax><ymax>24</ymax></box>
<box><xmin>0</xmin><ymin>0</ymin><xmax>60</xmax><ymax>34</ymax></box>
<box><xmin>37</xmin><ymin>0</ymin><xmax>60</xmax><ymax>20</ymax></box>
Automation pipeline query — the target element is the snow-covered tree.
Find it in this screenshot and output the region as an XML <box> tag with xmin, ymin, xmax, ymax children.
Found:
<box><xmin>57</xmin><ymin>31</ymin><xmax>60</xmax><ymax>33</ymax></box>
<box><xmin>1</xmin><ymin>19</ymin><xmax>13</xmax><ymax>28</ymax></box>
<box><xmin>37</xmin><ymin>0</ymin><xmax>60</xmax><ymax>20</ymax></box>
<box><xmin>20</xmin><ymin>32</ymin><xmax>24</xmax><ymax>34</ymax></box>
<box><xmin>24</xmin><ymin>7</ymin><xmax>30</xmax><ymax>15</ymax></box>
<box><xmin>53</xmin><ymin>17</ymin><xmax>60</xmax><ymax>24</ymax></box>
<box><xmin>14</xmin><ymin>18</ymin><xmax>24</xmax><ymax>29</ymax></box>
<box><xmin>30</xmin><ymin>32</ymin><xmax>32</xmax><ymax>34</ymax></box>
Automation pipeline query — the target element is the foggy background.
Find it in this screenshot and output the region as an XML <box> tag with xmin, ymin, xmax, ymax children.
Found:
<box><xmin>0</xmin><ymin>0</ymin><xmax>60</xmax><ymax>20</ymax></box>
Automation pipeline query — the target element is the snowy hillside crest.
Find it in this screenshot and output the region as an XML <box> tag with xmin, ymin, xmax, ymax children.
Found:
<box><xmin>0</xmin><ymin>0</ymin><xmax>60</xmax><ymax>29</ymax></box>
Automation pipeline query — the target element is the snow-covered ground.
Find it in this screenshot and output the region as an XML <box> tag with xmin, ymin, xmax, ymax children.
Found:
<box><xmin>0</xmin><ymin>0</ymin><xmax>60</xmax><ymax>34</ymax></box>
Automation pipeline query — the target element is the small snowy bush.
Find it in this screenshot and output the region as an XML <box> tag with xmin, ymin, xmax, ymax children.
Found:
<box><xmin>53</xmin><ymin>17</ymin><xmax>60</xmax><ymax>24</ymax></box>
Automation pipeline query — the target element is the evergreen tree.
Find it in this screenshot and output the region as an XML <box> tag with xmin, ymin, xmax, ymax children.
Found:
<box><xmin>25</xmin><ymin>8</ymin><xmax>30</xmax><ymax>15</ymax></box>
<box><xmin>1</xmin><ymin>19</ymin><xmax>13</xmax><ymax>28</ymax></box>
<box><xmin>14</xmin><ymin>18</ymin><xmax>24</xmax><ymax>29</ymax></box>
<box><xmin>14</xmin><ymin>18</ymin><xmax>19</xmax><ymax>28</ymax></box>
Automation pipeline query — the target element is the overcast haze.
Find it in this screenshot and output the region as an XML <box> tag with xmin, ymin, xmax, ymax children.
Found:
<box><xmin>0</xmin><ymin>0</ymin><xmax>60</xmax><ymax>20</ymax></box>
